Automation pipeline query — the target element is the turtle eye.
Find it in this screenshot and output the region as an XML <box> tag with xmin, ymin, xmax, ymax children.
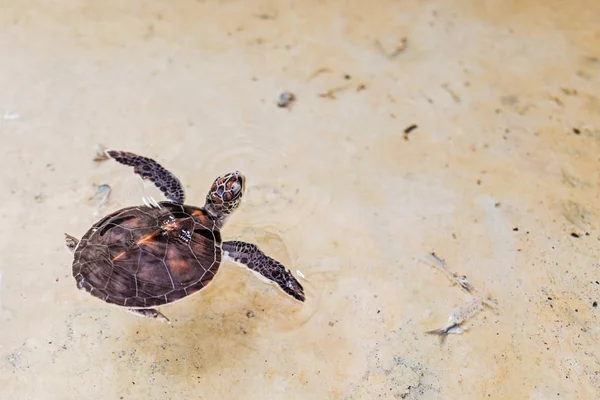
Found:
<box><xmin>230</xmin><ymin>181</ymin><xmax>241</xmax><ymax>193</ymax></box>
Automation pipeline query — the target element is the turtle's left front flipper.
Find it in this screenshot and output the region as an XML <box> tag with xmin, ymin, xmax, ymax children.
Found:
<box><xmin>106</xmin><ymin>150</ymin><xmax>186</xmax><ymax>205</ymax></box>
<box><xmin>222</xmin><ymin>241</ymin><xmax>305</xmax><ymax>302</ymax></box>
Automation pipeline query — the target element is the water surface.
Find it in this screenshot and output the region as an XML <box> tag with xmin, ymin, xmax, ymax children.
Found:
<box><xmin>1</xmin><ymin>0</ymin><xmax>600</xmax><ymax>398</ymax></box>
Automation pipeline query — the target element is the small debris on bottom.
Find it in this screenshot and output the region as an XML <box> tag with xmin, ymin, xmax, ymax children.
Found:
<box><xmin>93</xmin><ymin>144</ymin><xmax>109</xmax><ymax>162</ymax></box>
<box><xmin>441</xmin><ymin>83</ymin><xmax>461</xmax><ymax>103</ymax></box>
<box><xmin>318</xmin><ymin>85</ymin><xmax>349</xmax><ymax>99</ymax></box>
<box><xmin>404</xmin><ymin>124</ymin><xmax>418</xmax><ymax>134</ymax></box>
<box><xmin>426</xmin><ymin>294</ymin><xmax>497</xmax><ymax>344</ymax></box>
<box><xmin>420</xmin><ymin>252</ymin><xmax>474</xmax><ymax>293</ymax></box>
<box><xmin>277</xmin><ymin>92</ymin><xmax>296</xmax><ymax>108</ymax></box>
<box><xmin>560</xmin><ymin>87</ymin><xmax>578</xmax><ymax>96</ymax></box>
<box><xmin>375</xmin><ymin>36</ymin><xmax>408</xmax><ymax>58</ymax></box>
<box><xmin>33</xmin><ymin>192</ymin><xmax>44</xmax><ymax>203</ymax></box>
<box><xmin>307</xmin><ymin>67</ymin><xmax>332</xmax><ymax>81</ymax></box>
<box><xmin>421</xmin><ymin>252</ymin><xmax>498</xmax><ymax>343</ymax></box>
<box><xmin>88</xmin><ymin>184</ymin><xmax>112</xmax><ymax>210</ymax></box>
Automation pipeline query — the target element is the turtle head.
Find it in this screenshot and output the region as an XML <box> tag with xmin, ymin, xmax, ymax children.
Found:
<box><xmin>204</xmin><ymin>171</ymin><xmax>246</xmax><ymax>225</ymax></box>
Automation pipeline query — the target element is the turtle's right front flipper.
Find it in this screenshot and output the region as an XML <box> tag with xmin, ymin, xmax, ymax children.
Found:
<box><xmin>222</xmin><ymin>241</ymin><xmax>305</xmax><ymax>302</ymax></box>
<box><xmin>106</xmin><ymin>150</ymin><xmax>186</xmax><ymax>205</ymax></box>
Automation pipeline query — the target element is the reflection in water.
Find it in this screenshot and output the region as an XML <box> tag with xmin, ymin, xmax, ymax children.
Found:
<box><xmin>208</xmin><ymin>138</ymin><xmax>331</xmax><ymax>230</ymax></box>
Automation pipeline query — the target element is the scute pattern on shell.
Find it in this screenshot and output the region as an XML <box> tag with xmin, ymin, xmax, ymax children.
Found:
<box><xmin>72</xmin><ymin>202</ymin><xmax>222</xmax><ymax>308</ymax></box>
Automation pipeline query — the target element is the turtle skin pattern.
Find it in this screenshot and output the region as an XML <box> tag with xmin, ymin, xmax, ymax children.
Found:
<box><xmin>72</xmin><ymin>202</ymin><xmax>222</xmax><ymax>308</ymax></box>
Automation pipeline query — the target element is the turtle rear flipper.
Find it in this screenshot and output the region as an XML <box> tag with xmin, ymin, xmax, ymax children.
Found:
<box><xmin>127</xmin><ymin>308</ymin><xmax>170</xmax><ymax>324</ymax></box>
<box><xmin>222</xmin><ymin>240</ymin><xmax>305</xmax><ymax>302</ymax></box>
<box><xmin>106</xmin><ymin>150</ymin><xmax>186</xmax><ymax>205</ymax></box>
<box><xmin>64</xmin><ymin>233</ymin><xmax>79</xmax><ymax>253</ymax></box>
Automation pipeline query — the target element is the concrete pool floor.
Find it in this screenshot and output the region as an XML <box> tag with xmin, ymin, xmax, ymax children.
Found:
<box><xmin>1</xmin><ymin>0</ymin><xmax>599</xmax><ymax>398</ymax></box>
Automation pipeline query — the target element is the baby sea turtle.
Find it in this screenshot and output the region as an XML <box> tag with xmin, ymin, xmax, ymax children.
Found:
<box><xmin>64</xmin><ymin>150</ymin><xmax>305</xmax><ymax>323</ymax></box>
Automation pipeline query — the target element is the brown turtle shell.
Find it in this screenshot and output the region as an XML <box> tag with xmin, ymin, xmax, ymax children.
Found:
<box><xmin>72</xmin><ymin>202</ymin><xmax>222</xmax><ymax>308</ymax></box>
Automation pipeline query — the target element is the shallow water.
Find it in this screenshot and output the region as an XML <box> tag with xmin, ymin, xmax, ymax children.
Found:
<box><xmin>1</xmin><ymin>0</ymin><xmax>600</xmax><ymax>398</ymax></box>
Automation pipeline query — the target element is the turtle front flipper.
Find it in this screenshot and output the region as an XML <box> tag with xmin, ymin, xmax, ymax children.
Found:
<box><xmin>64</xmin><ymin>233</ymin><xmax>79</xmax><ymax>253</ymax></box>
<box><xmin>106</xmin><ymin>150</ymin><xmax>186</xmax><ymax>204</ymax></box>
<box><xmin>222</xmin><ymin>241</ymin><xmax>305</xmax><ymax>302</ymax></box>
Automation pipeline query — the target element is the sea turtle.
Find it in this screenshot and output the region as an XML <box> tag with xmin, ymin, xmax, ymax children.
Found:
<box><xmin>64</xmin><ymin>150</ymin><xmax>305</xmax><ymax>323</ymax></box>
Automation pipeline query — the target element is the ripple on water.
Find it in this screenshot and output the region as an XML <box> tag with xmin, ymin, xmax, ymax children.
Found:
<box><xmin>208</xmin><ymin>139</ymin><xmax>331</xmax><ymax>331</ymax></box>
<box><xmin>208</xmin><ymin>138</ymin><xmax>330</xmax><ymax>230</ymax></box>
<box><xmin>232</xmin><ymin>225</ymin><xmax>319</xmax><ymax>330</ymax></box>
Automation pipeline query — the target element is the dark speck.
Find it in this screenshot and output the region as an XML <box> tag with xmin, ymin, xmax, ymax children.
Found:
<box><xmin>547</xmin><ymin>297</ymin><xmax>553</xmax><ymax>300</ymax></box>
<box><xmin>377</xmin><ymin>310</ymin><xmax>381</xmax><ymax>314</ymax></box>
<box><xmin>277</xmin><ymin>91</ymin><xmax>296</xmax><ymax>108</ymax></box>
<box><xmin>571</xmin><ymin>232</ymin><xmax>580</xmax><ymax>238</ymax></box>
<box><xmin>403</xmin><ymin>124</ymin><xmax>418</xmax><ymax>134</ymax></box>
<box><xmin>513</xmin><ymin>227</ymin><xmax>519</xmax><ymax>231</ymax></box>
<box><xmin>573</xmin><ymin>128</ymin><xmax>581</xmax><ymax>135</ymax></box>
<box><xmin>593</xmin><ymin>301</ymin><xmax>598</xmax><ymax>308</ymax></box>
<box><xmin>344</xmin><ymin>74</ymin><xmax>351</xmax><ymax>80</ymax></box>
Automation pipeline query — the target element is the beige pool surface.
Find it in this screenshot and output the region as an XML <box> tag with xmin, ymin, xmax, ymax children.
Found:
<box><xmin>1</xmin><ymin>0</ymin><xmax>600</xmax><ymax>398</ymax></box>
